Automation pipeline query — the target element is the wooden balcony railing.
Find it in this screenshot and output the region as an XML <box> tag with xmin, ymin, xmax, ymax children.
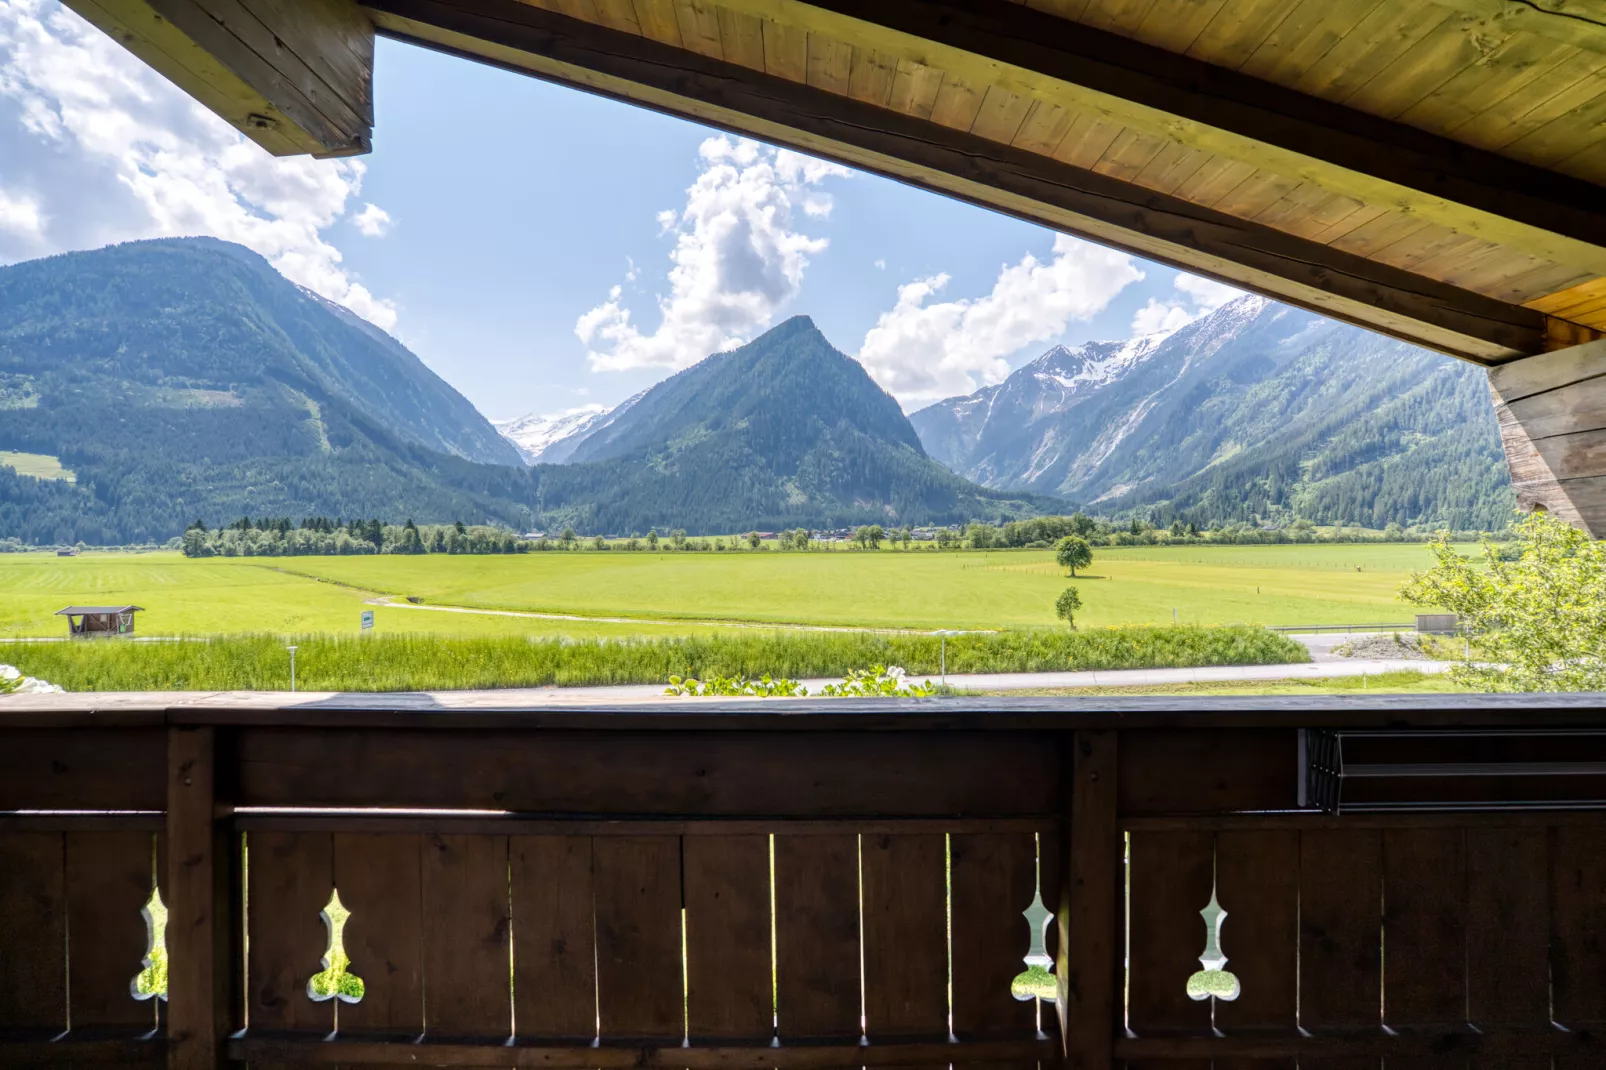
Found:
<box><xmin>2</xmin><ymin>695</ymin><xmax>1605</xmax><ymax>1069</ymax></box>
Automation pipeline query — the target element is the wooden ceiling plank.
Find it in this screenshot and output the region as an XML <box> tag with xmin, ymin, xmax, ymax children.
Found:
<box><xmin>1129</xmin><ymin>0</ymin><xmax>1229</xmax><ymax>56</ymax></box>
<box><xmin>696</xmin><ymin>0</ymin><xmax>1606</xmax><ymax>275</ymax></box>
<box><xmin>928</xmin><ymin>70</ymin><xmax>986</xmax><ymax>131</ymax></box>
<box><xmin>588</xmin><ymin>0</ymin><xmax>643</xmax><ymax>34</ymax></box>
<box><xmin>1338</xmin><ymin>12</ymin><xmax>1503</xmax><ymax>120</ymax></box>
<box><xmin>1131</xmin><ymin>140</ymin><xmax>1211</xmax><ymax>195</ymax></box>
<box><xmin>805</xmin><ymin>31</ymin><xmax>853</xmax><ymax>93</ymax></box>
<box><xmin>1429</xmin><ymin>0</ymin><xmax>1606</xmax><ymax>58</ymax></box>
<box><xmin>1239</xmin><ymin>0</ymin><xmax>1386</xmax><ymax>85</ymax></box>
<box><xmin>847</xmin><ymin>47</ymin><xmax>898</xmax><ymax>106</ymax></box>
<box><xmin>1169</xmin><ymin>155</ymin><xmax>1258</xmax><ymax>205</ymax></box>
<box><xmin>1526</xmin><ymin>276</ymin><xmax>1606</xmax><ymax>316</ymax></box>
<box><xmin>886</xmin><ymin>58</ymin><xmax>944</xmax><ymax>119</ymax></box>
<box><xmin>1401</xmin><ymin>30</ymin><xmax>1585</xmax><ymax>136</ymax></box>
<box><xmin>1327</xmin><ymin>208</ymin><xmax>1436</xmax><ymax>257</ymax></box>
<box><xmin>1010</xmin><ymin>98</ymin><xmax>1076</xmax><ymax>156</ymax></box>
<box><xmin>1022</xmin><ymin>0</ymin><xmax>1090</xmax><ymax>21</ymax></box>
<box><xmin>1090</xmin><ymin>127</ymin><xmax>1170</xmax><ymax>184</ymax></box>
<box><xmin>1250</xmin><ymin>181</ymin><xmax>1345</xmax><ymax>232</ymax></box>
<box><xmin>715</xmin><ymin>6</ymin><xmax>766</xmax><ymax>70</ymax></box>
<box><xmin>673</xmin><ymin>0</ymin><xmax>724</xmax><ymax>58</ymax></box>
<box><xmin>1372</xmin><ymin>227</ymin><xmax>1485</xmax><ymax>274</ymax></box>
<box><xmin>1050</xmin><ymin>111</ymin><xmax>1125</xmax><ymax>169</ymax></box>
<box><xmin>1473</xmin><ymin>261</ymin><xmax>1595</xmax><ymax>305</ymax></box>
<box><xmin>1302</xmin><ymin>200</ymin><xmax>1389</xmax><ymax>244</ymax></box>
<box><xmin>1075</xmin><ymin>0</ymin><xmax>1159</xmax><ymax>36</ymax></box>
<box><xmin>969</xmin><ymin>84</ymin><xmax>1035</xmax><ymax>144</ymax></box>
<box><xmin>360</xmin><ymin>0</ymin><xmax>1557</xmax><ymax>360</ymax></box>
<box><xmin>1504</xmin><ymin>85</ymin><xmax>1606</xmax><ymax>169</ymax></box>
<box><xmin>1450</xmin><ymin>49</ymin><xmax>1606</xmax><ymax>148</ymax></box>
<box><xmin>630</xmin><ymin>0</ymin><xmax>683</xmax><ymax>45</ymax></box>
<box><xmin>1184</xmin><ymin>0</ymin><xmax>1301</xmax><ymax>70</ymax></box>
<box><xmin>1291</xmin><ymin>2</ymin><xmax>1453</xmax><ymax>101</ymax></box>
<box><xmin>761</xmin><ymin>16</ymin><xmax>807</xmax><ymax>81</ymax></box>
<box><xmin>1209</xmin><ymin>167</ymin><xmax>1301</xmax><ymax>219</ymax></box>
<box><xmin>1413</xmin><ymin>238</ymin><xmax>1515</xmax><ymax>283</ymax></box>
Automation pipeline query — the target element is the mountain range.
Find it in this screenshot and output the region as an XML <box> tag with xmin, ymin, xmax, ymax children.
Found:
<box><xmin>909</xmin><ymin>296</ymin><xmax>1514</xmax><ymax>531</ymax></box>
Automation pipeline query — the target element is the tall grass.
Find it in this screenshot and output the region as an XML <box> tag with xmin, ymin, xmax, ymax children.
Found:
<box><xmin>2</xmin><ymin>626</ymin><xmax>1307</xmax><ymax>693</ymax></box>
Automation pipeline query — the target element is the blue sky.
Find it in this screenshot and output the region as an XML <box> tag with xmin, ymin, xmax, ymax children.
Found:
<box><xmin>0</xmin><ymin>5</ymin><xmax>1240</xmax><ymax>419</ymax></box>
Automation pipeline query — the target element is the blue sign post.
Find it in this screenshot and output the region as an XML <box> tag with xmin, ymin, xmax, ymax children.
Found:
<box><xmin>361</xmin><ymin>609</ymin><xmax>374</xmax><ymax>632</ymax></box>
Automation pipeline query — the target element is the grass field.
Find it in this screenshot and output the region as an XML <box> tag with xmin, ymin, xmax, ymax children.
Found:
<box><xmin>0</xmin><ymin>542</ymin><xmax>1462</xmax><ymax>638</ymax></box>
<box><xmin>979</xmin><ymin>669</ymin><xmax>1467</xmax><ymax>697</ymax></box>
<box><xmin>0</xmin><ymin>450</ymin><xmax>73</xmax><ymax>482</ymax></box>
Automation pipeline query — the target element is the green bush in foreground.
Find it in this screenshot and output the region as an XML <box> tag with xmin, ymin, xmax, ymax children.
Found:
<box><xmin>2</xmin><ymin>625</ymin><xmax>1307</xmax><ymax>693</ymax></box>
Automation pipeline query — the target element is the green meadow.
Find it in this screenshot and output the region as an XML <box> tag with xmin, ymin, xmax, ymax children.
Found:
<box><xmin>0</xmin><ymin>543</ymin><xmax>1461</xmax><ymax>639</ymax></box>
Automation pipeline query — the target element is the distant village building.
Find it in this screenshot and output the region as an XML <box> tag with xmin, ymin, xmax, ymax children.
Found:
<box><xmin>56</xmin><ymin>605</ymin><xmax>143</xmax><ymax>638</ymax></box>
<box><xmin>56</xmin><ymin>548</ymin><xmax>78</xmax><ymax>557</ymax></box>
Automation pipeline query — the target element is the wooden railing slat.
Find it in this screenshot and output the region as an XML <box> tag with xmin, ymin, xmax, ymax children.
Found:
<box><xmin>419</xmin><ymin>833</ymin><xmax>511</xmax><ymax>1040</ymax></box>
<box><xmin>684</xmin><ymin>834</ymin><xmax>772</xmax><ymax>1042</ymax></box>
<box><xmin>0</xmin><ymin>831</ymin><xmax>66</xmax><ymax>1035</ymax></box>
<box><xmin>1126</xmin><ymin>829</ymin><xmax>1214</xmax><ymax>1048</ymax></box>
<box><xmin>335</xmin><ymin>832</ymin><xmax>423</xmax><ymax>1038</ymax></box>
<box><xmin>950</xmin><ymin>830</ymin><xmax>1038</xmax><ymax>1039</ymax></box>
<box><xmin>511</xmin><ymin>835</ymin><xmax>596</xmax><ymax>1040</ymax></box>
<box><xmin>65</xmin><ymin>830</ymin><xmax>157</xmax><ymax>1031</ymax></box>
<box><xmin>247</xmin><ymin>830</ymin><xmax>334</xmax><ymax>1035</ymax></box>
<box><xmin>594</xmin><ymin>836</ymin><xmax>683</xmax><ymax>1040</ymax></box>
<box><xmin>1213</xmin><ymin>829</ymin><xmax>1298</xmax><ymax>1050</ymax></box>
<box><xmin>1551</xmin><ymin>825</ymin><xmax>1606</xmax><ymax>1029</ymax></box>
<box><xmin>861</xmin><ymin>832</ymin><xmax>946</xmax><ymax>1042</ymax></box>
<box><xmin>773</xmin><ymin>833</ymin><xmax>860</xmax><ymax>1041</ymax></box>
<box><xmin>1298</xmin><ymin>829</ymin><xmax>1382</xmax><ymax>1035</ymax></box>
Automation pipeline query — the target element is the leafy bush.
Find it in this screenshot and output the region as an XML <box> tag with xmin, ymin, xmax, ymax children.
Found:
<box><xmin>819</xmin><ymin>666</ymin><xmax>936</xmax><ymax>697</ymax></box>
<box><xmin>3</xmin><ymin>625</ymin><xmax>1307</xmax><ymax>693</ymax></box>
<box><xmin>666</xmin><ymin>674</ymin><xmax>807</xmax><ymax>697</ymax></box>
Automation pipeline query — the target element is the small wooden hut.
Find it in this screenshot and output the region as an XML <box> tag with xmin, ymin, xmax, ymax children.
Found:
<box><xmin>56</xmin><ymin>605</ymin><xmax>143</xmax><ymax>638</ymax></box>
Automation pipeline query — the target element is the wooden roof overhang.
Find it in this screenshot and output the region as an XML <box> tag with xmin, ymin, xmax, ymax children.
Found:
<box><xmin>64</xmin><ymin>0</ymin><xmax>1606</xmax><ymax>364</ymax></box>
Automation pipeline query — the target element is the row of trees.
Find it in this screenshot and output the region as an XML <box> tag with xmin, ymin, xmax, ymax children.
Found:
<box><xmin>181</xmin><ymin>518</ymin><xmax>528</xmax><ymax>557</ymax></box>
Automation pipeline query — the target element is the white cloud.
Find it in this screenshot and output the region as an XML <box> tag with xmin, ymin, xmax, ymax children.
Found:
<box><xmin>874</xmin><ymin>258</ymin><xmax>886</xmax><ymax>270</ymax></box>
<box><xmin>351</xmin><ymin>202</ymin><xmax>392</xmax><ymax>237</ymax></box>
<box><xmin>577</xmin><ymin>135</ymin><xmax>849</xmax><ymax>372</ymax></box>
<box><xmin>856</xmin><ymin>234</ymin><xmax>1144</xmax><ymax>406</ymax></box>
<box><xmin>1130</xmin><ymin>271</ymin><xmax>1242</xmax><ymax>338</ymax></box>
<box><xmin>0</xmin><ymin>188</ymin><xmax>43</xmax><ymax>240</ymax></box>
<box><xmin>0</xmin><ymin>0</ymin><xmax>396</xmax><ymax>329</ymax></box>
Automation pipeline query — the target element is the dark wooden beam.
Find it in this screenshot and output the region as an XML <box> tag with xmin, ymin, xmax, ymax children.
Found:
<box><xmin>63</xmin><ymin>0</ymin><xmax>372</xmax><ymax>157</ymax></box>
<box><xmin>1489</xmin><ymin>338</ymin><xmax>1606</xmax><ymax>536</ymax></box>
<box><xmin>361</xmin><ymin>0</ymin><xmax>1547</xmax><ymax>362</ymax></box>
<box><xmin>716</xmin><ymin>0</ymin><xmax>1606</xmax><ymax>276</ymax></box>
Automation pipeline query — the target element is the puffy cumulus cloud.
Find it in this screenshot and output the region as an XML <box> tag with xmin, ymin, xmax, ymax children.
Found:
<box><xmin>577</xmin><ymin>135</ymin><xmax>849</xmax><ymax>372</ymax></box>
<box><xmin>351</xmin><ymin>202</ymin><xmax>392</xmax><ymax>237</ymax></box>
<box><xmin>1130</xmin><ymin>271</ymin><xmax>1242</xmax><ymax>338</ymax></box>
<box><xmin>0</xmin><ymin>188</ymin><xmax>44</xmax><ymax>240</ymax></box>
<box><xmin>0</xmin><ymin>0</ymin><xmax>396</xmax><ymax>328</ymax></box>
<box><xmin>856</xmin><ymin>235</ymin><xmax>1144</xmax><ymax>406</ymax></box>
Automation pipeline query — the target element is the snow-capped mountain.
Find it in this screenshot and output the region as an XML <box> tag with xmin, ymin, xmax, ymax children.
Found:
<box><xmin>495</xmin><ymin>391</ymin><xmax>645</xmax><ymax>465</ymax></box>
<box><xmin>909</xmin><ymin>295</ymin><xmax>1514</xmax><ymax>528</ymax></box>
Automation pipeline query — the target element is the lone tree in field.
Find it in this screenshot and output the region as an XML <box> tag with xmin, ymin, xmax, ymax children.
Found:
<box><xmin>1056</xmin><ymin>535</ymin><xmax>1094</xmax><ymax>576</ymax></box>
<box><xmin>1055</xmin><ymin>587</ymin><xmax>1083</xmax><ymax>628</ymax></box>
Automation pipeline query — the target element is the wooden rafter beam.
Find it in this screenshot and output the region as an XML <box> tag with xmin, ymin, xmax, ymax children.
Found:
<box><xmin>709</xmin><ymin>0</ymin><xmax>1606</xmax><ymax>278</ymax></box>
<box><xmin>361</xmin><ymin>0</ymin><xmax>1550</xmax><ymax>362</ymax></box>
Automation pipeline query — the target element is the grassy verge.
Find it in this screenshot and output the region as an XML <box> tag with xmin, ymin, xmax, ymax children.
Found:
<box><xmin>984</xmin><ymin>669</ymin><xmax>1465</xmax><ymax>698</ymax></box>
<box><xmin>2</xmin><ymin>625</ymin><xmax>1307</xmax><ymax>692</ymax></box>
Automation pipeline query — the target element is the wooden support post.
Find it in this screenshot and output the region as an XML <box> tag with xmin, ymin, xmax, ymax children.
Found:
<box><xmin>1489</xmin><ymin>339</ymin><xmax>1606</xmax><ymax>537</ymax></box>
<box><xmin>1057</xmin><ymin>729</ymin><xmax>1119</xmax><ymax>1069</ymax></box>
<box><xmin>166</xmin><ymin>726</ymin><xmax>238</xmax><ymax>1070</ymax></box>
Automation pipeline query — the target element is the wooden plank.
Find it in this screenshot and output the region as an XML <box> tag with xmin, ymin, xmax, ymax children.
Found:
<box><xmin>593</xmin><ymin>836</ymin><xmax>682</xmax><ymax>1041</ymax></box>
<box><xmin>715</xmin><ymin>6</ymin><xmax>765</xmax><ymax>72</ymax></box>
<box><xmin>0</xmin><ymin>832</ymin><xmax>66</xmax><ymax>1034</ymax></box>
<box><xmin>66</xmin><ymin>831</ymin><xmax>157</xmax><ymax>1030</ymax></box>
<box><xmin>1552</xmin><ymin>824</ymin><xmax>1606</xmax><ymax>1028</ymax></box>
<box><xmin>968</xmin><ymin>84</ymin><xmax>1034</xmax><ymax>144</ymax></box>
<box><xmin>1118</xmin><ymin>729</ymin><xmax>1297</xmax><ymax>816</ymax></box>
<box><xmin>1298</xmin><ymin>829</ymin><xmax>1382</xmax><ymax>1034</ymax></box>
<box><xmin>805</xmin><ymin>32</ymin><xmax>853</xmax><ymax>94</ymax></box>
<box><xmin>511</xmin><ymin>835</ymin><xmax>596</xmax><ymax>1040</ymax></box>
<box><xmin>762</xmin><ymin>16</ymin><xmax>808</xmax><ymax>82</ymax></box>
<box><xmin>684</xmin><ymin>835</ymin><xmax>772</xmax><ymax>1042</ymax></box>
<box><xmin>333</xmin><ymin>833</ymin><xmax>423</xmax><ymax>1038</ymax></box>
<box><xmin>672</xmin><ymin>0</ymin><xmax>723</xmax><ymax>59</ymax></box>
<box><xmin>886</xmin><ymin>58</ymin><xmax>943</xmax><ymax>120</ymax></box>
<box><xmin>0</xmin><ymin>728</ymin><xmax>165</xmax><ymax>810</ymax></box>
<box><xmin>1211</xmin><ymin>830</ymin><xmax>1298</xmax><ymax>1045</ymax></box>
<box><xmin>420</xmin><ymin>833</ymin><xmax>511</xmax><ymax>1040</ymax></box>
<box><xmin>247</xmin><ymin>831</ymin><xmax>334</xmax><ymax>1034</ymax></box>
<box><xmin>949</xmin><ymin>831</ymin><xmax>1037</xmax><ymax>1038</ymax></box>
<box><xmin>166</xmin><ymin>725</ymin><xmax>238</xmax><ymax>1070</ymax></box>
<box><xmin>1057</xmin><ymin>730</ymin><xmax>1118</xmax><ymax>1070</ymax></box>
<box><xmin>1126</xmin><ymin>831</ymin><xmax>1213</xmax><ymax>1038</ymax></box>
<box><xmin>773</xmin><ymin>834</ymin><xmax>860</xmax><ymax>1041</ymax></box>
<box><xmin>1466</xmin><ymin>826</ymin><xmax>1549</xmax><ymax>1070</ymax></box>
<box><xmin>860</xmin><ymin>832</ymin><xmax>946</xmax><ymax>1040</ymax></box>
<box><xmin>1382</xmin><ymin>828</ymin><xmax>1467</xmax><ymax>1029</ymax></box>
<box><xmin>234</xmin><ymin>730</ymin><xmax>1060</xmax><ymax>818</ymax></box>
<box><xmin>629</xmin><ymin>0</ymin><xmax>682</xmax><ymax>46</ymax></box>
<box><xmin>846</xmin><ymin>47</ymin><xmax>898</xmax><ymax>107</ymax></box>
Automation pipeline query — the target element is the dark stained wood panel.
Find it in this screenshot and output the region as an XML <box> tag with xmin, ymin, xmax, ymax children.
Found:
<box><xmin>0</xmin><ymin>832</ymin><xmax>66</xmax><ymax>1033</ymax></box>
<box><xmin>0</xmin><ymin>729</ymin><xmax>165</xmax><ymax>811</ymax></box>
<box><xmin>334</xmin><ymin>833</ymin><xmax>424</xmax><ymax>1037</ymax></box>
<box><xmin>419</xmin><ymin>833</ymin><xmax>511</xmax><ymax>1040</ymax></box>
<box><xmin>511</xmin><ymin>835</ymin><xmax>597</xmax><ymax>1040</ymax></box>
<box><xmin>683</xmin><ymin>835</ymin><xmax>771</xmax><ymax>1042</ymax></box>
<box><xmin>860</xmin><ymin>832</ymin><xmax>947</xmax><ymax>1040</ymax></box>
<box><xmin>1466</xmin><ymin>825</ymin><xmax>1549</xmax><ymax>1055</ymax></box>
<box><xmin>773</xmin><ymin>833</ymin><xmax>861</xmax><ymax>1041</ymax></box>
<box><xmin>247</xmin><ymin>831</ymin><xmax>333</xmax><ymax>1035</ymax></box>
<box><xmin>949</xmin><ymin>831</ymin><xmax>1037</xmax><ymax>1039</ymax></box>
<box><xmin>1298</xmin><ymin>829</ymin><xmax>1381</xmax><ymax>1034</ymax></box>
<box><xmin>1126</xmin><ymin>831</ymin><xmax>1213</xmax><ymax>1038</ymax></box>
<box><xmin>1552</xmin><ymin>824</ymin><xmax>1606</xmax><ymax>1029</ymax></box>
<box><xmin>1211</xmin><ymin>830</ymin><xmax>1298</xmax><ymax>1042</ymax></box>
<box><xmin>594</xmin><ymin>836</ymin><xmax>683</xmax><ymax>1041</ymax></box>
<box><xmin>66</xmin><ymin>831</ymin><xmax>157</xmax><ymax>1031</ymax></box>
<box><xmin>1119</xmin><ymin>729</ymin><xmax>1296</xmax><ymax>816</ymax></box>
<box><xmin>1381</xmin><ymin>828</ymin><xmax>1466</xmax><ymax>1028</ymax></box>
